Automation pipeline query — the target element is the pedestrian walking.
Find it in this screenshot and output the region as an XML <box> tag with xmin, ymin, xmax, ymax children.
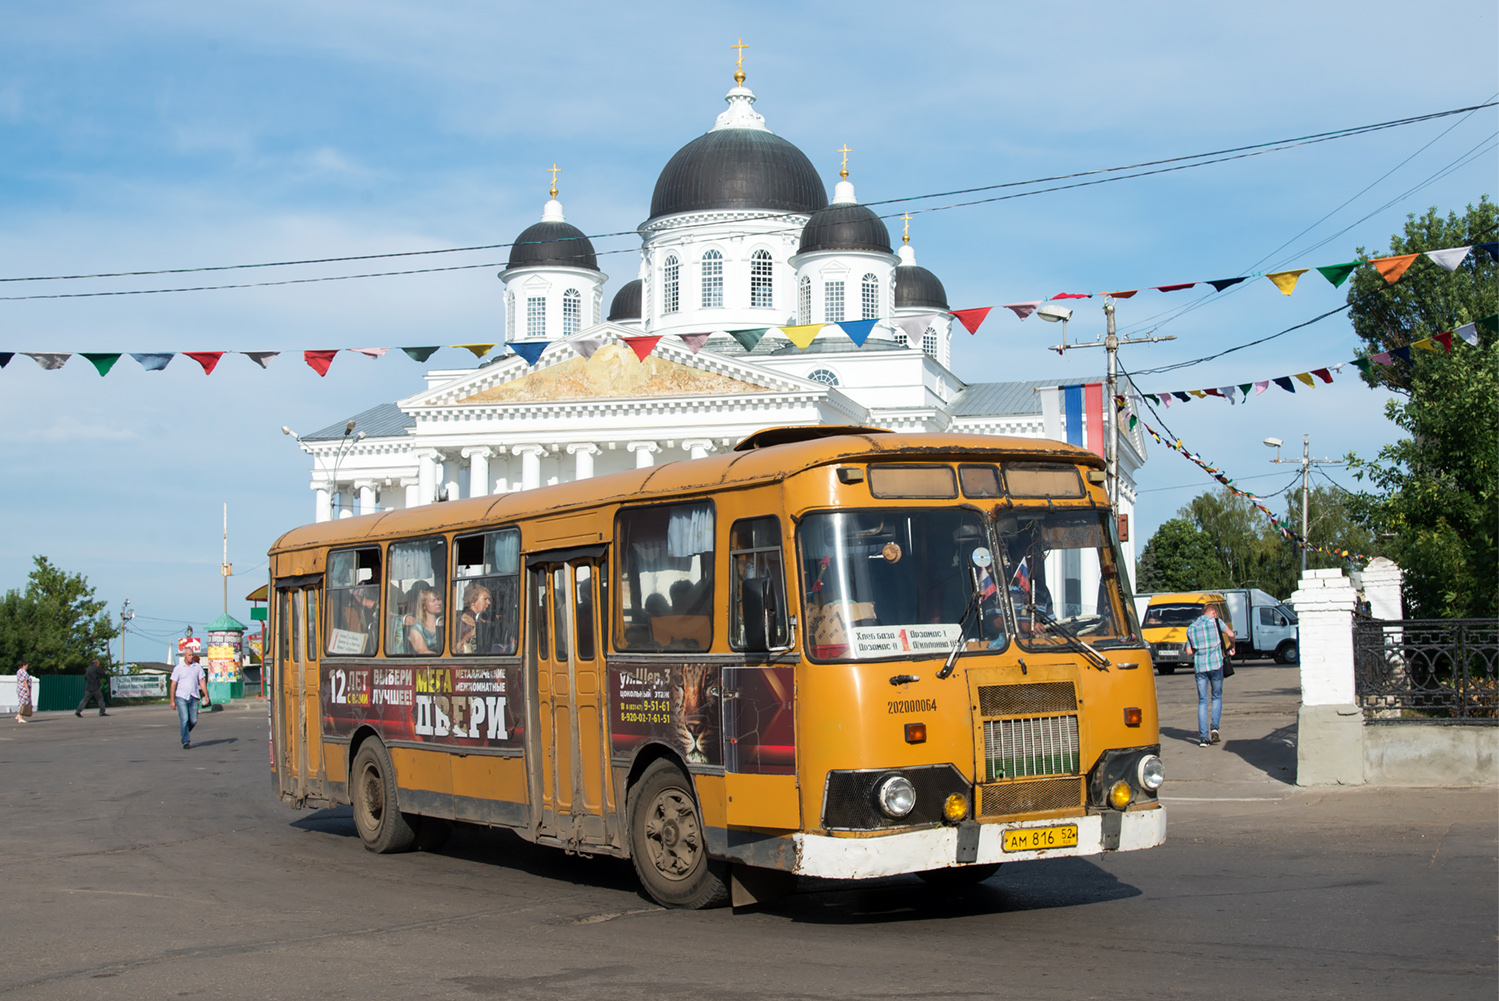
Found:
<box><xmin>169</xmin><ymin>653</ymin><xmax>207</xmax><ymax>749</ymax></box>
<box><xmin>14</xmin><ymin>661</ymin><xmax>34</xmax><ymax>723</ymax></box>
<box><xmin>75</xmin><ymin>658</ymin><xmax>109</xmax><ymax>717</ymax></box>
<box><xmin>1184</xmin><ymin>605</ymin><xmax>1234</xmax><ymax>747</ymax></box>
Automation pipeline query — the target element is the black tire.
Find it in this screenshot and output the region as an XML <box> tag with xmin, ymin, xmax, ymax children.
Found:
<box><xmin>628</xmin><ymin>759</ymin><xmax>730</xmax><ymax>909</ymax></box>
<box><xmin>351</xmin><ymin>740</ymin><xmax>417</xmax><ymax>854</ymax></box>
<box><xmin>917</xmin><ymin>863</ymin><xmax>1002</xmax><ymax>887</ymax></box>
<box><xmin>1156</xmin><ymin>665</ymin><xmax>1177</xmax><ymax>675</ymax></box>
<box><xmin>415</xmin><ymin>817</ymin><xmax>452</xmax><ymax>852</ymax></box>
<box><xmin>1276</xmin><ymin>642</ymin><xmax>1299</xmax><ymax>665</ymax></box>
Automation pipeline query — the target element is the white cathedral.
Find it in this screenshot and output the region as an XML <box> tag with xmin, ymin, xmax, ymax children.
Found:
<box><xmin>294</xmin><ymin>64</ymin><xmax>1148</xmax><ymax>567</ymax></box>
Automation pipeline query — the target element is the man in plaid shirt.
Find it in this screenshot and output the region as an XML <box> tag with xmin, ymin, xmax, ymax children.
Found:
<box><xmin>1185</xmin><ymin>606</ymin><xmax>1233</xmax><ymax>747</ymax></box>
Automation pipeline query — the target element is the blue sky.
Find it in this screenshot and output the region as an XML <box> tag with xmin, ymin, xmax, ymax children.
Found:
<box><xmin>1</xmin><ymin>2</ymin><xmax>1494</xmax><ymax>660</ymax></box>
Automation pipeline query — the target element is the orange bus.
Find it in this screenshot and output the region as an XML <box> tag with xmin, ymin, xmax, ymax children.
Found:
<box><xmin>268</xmin><ymin>427</ymin><xmax>1165</xmax><ymax>907</ymax></box>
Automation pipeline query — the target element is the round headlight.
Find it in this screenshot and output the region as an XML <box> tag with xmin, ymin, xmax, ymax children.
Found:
<box><xmin>1108</xmin><ymin>779</ymin><xmax>1134</xmax><ymax>810</ymax></box>
<box><xmin>875</xmin><ymin>774</ymin><xmax>917</xmax><ymax>818</ymax></box>
<box><xmin>1137</xmin><ymin>754</ymin><xmax>1165</xmax><ymax>791</ymax></box>
<box><xmin>942</xmin><ymin>793</ymin><xmax>968</xmax><ymax>824</ymax></box>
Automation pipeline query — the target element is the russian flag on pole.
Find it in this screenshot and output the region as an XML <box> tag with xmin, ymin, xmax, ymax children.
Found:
<box><xmin>1062</xmin><ymin>383</ymin><xmax>1106</xmax><ymax>458</ymax></box>
<box><xmin>1011</xmin><ymin>558</ymin><xmax>1031</xmax><ymax>596</ymax></box>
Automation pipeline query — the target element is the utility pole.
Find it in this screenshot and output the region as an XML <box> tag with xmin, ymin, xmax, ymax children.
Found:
<box><xmin>1047</xmin><ymin>298</ymin><xmax>1175</xmax><ymax>517</ymax></box>
<box><xmin>1265</xmin><ymin>434</ymin><xmax>1344</xmax><ymax>575</ymax></box>
<box><xmin>119</xmin><ymin>599</ymin><xmax>134</xmax><ymax>670</ymax></box>
<box><xmin>221</xmin><ymin>502</ymin><xmax>231</xmax><ymax>614</ymax></box>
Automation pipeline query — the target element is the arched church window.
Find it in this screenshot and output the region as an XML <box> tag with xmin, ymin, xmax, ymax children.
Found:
<box><xmin>798</xmin><ymin>276</ymin><xmax>811</xmax><ymax>324</ymax></box>
<box><xmin>562</xmin><ymin>288</ymin><xmax>581</xmax><ymax>337</ymax></box>
<box><xmin>861</xmin><ymin>274</ymin><xmax>879</xmax><ymax>320</ymax></box>
<box><xmin>751</xmin><ymin>250</ymin><xmax>774</xmax><ymax>308</ymax></box>
<box><xmin>701</xmin><ymin>250</ymin><xmax>723</xmax><ymax>308</ymax></box>
<box><xmin>663</xmin><ymin>256</ymin><xmax>680</xmax><ymax>314</ymax></box>
<box><xmin>824</xmin><ymin>281</ymin><xmax>845</xmax><ymax>323</ymax></box>
<box><xmin>922</xmin><ymin>325</ymin><xmax>939</xmax><ymax>358</ymax></box>
<box><xmin>807</xmin><ymin>368</ymin><xmax>840</xmax><ymax>387</ymax></box>
<box><xmin>527</xmin><ymin>296</ymin><xmax>546</xmax><ymax>339</ymax></box>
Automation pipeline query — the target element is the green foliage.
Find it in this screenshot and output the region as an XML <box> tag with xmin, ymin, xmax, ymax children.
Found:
<box><xmin>1345</xmin><ymin>201</ymin><xmax>1499</xmax><ymax>618</ymax></box>
<box><xmin>1137</xmin><ymin>486</ymin><xmax>1374</xmax><ymax>598</ymax></box>
<box><xmin>0</xmin><ymin>556</ymin><xmax>117</xmax><ymax>674</ymax></box>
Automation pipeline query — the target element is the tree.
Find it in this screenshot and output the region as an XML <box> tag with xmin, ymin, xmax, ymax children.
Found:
<box><xmin>1136</xmin><ymin>517</ymin><xmax>1226</xmax><ymax>592</ymax></box>
<box><xmin>1346</xmin><ymin>201</ymin><xmax>1498</xmax><ymax>618</ymax></box>
<box><xmin>0</xmin><ymin>556</ymin><xmax>117</xmax><ymax>673</ymax></box>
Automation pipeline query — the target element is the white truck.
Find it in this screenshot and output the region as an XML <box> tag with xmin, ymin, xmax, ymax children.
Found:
<box><xmin>1221</xmin><ymin>588</ymin><xmax>1299</xmax><ymax>663</ymax></box>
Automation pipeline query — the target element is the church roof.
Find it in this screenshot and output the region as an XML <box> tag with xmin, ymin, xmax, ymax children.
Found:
<box><xmin>894</xmin><ymin>263</ymin><xmax>949</xmax><ymax>310</ymax></box>
<box><xmin>797</xmin><ymin>202</ymin><xmax>892</xmax><ymax>255</ymax></box>
<box><xmin>304</xmin><ymin>403</ymin><xmax>413</xmax><ymax>441</ymax></box>
<box><xmin>649</xmin><ymin>128</ymin><xmax>828</xmax><ymax>221</ymax></box>
<box><xmin>949</xmin><ymin>378</ymin><xmax>1106</xmax><ymax>417</ymax></box>
<box><xmin>608</xmin><ymin>279</ymin><xmax>642</xmax><ymax>320</ymax></box>
<box><xmin>507</xmin><ymin>220</ymin><xmax>599</xmax><ymax>272</ymax></box>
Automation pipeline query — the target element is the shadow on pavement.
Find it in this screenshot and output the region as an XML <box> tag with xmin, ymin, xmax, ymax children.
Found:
<box><xmin>1223</xmin><ymin>722</ymin><xmax>1297</xmax><ymax>784</ymax></box>
<box><xmin>1161</xmin><ymin>725</ymin><xmax>1208</xmax><ymax>746</ymax></box>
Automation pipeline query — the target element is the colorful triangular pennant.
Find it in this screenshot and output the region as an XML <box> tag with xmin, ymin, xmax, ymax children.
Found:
<box><xmin>81</xmin><ymin>353</ymin><xmax>120</xmax><ymax>377</ymax></box>
<box><xmin>1315</xmin><ymin>261</ymin><xmax>1359</xmax><ymax>288</ymax></box>
<box><xmin>1206</xmin><ymin>277</ymin><xmax>1248</xmax><ymax>292</ymax></box>
<box><xmin>184</xmin><ymin>351</ymin><xmax>224</xmax><ymax>375</ymax></box>
<box><xmin>304</xmin><ymin>350</ymin><xmax>338</xmax><ymax>376</ymax></box>
<box><xmin>131</xmin><ymin>352</ymin><xmax>173</xmax><ymax>371</ymax></box>
<box><xmin>622</xmin><ymin>336</ymin><xmax>661</xmax><ymax>361</ymax></box>
<box><xmin>24</xmin><ymin>353</ymin><xmax>69</xmax><ymax>370</ymax></box>
<box><xmin>1425</xmin><ymin>246</ymin><xmax>1470</xmax><ymax>272</ymax></box>
<box><xmin>835</xmin><ymin>319</ymin><xmax>878</xmax><ymax>347</ymax></box>
<box><xmin>452</xmin><ymin>343</ymin><xmax>495</xmax><ymax>359</ymax></box>
<box><xmin>242</xmin><ymin>351</ymin><xmax>280</xmax><ymax>369</ymax></box>
<box><xmin>1265</xmin><ymin>269</ymin><xmax>1309</xmax><ymax>295</ymax></box>
<box><xmin>779</xmin><ymin>324</ymin><xmax>824</xmax><ymax>350</ymax></box>
<box><xmin>728</xmin><ymin>328</ymin><xmax>768</xmax><ymax>352</ymax></box>
<box><xmin>677</xmin><ymin>333</ymin><xmax>710</xmax><ymax>354</ymax></box>
<box><xmin>1003</xmin><ymin>301</ymin><xmax>1041</xmax><ymax>319</ymax></box>
<box><xmin>401</xmin><ymin>346</ymin><xmax>439</xmax><ymax>362</ymax></box>
<box><xmin>1371</xmin><ymin>253</ymin><xmax>1420</xmax><ymax>284</ymax></box>
<box><xmin>950</xmin><ymin>307</ymin><xmax>992</xmax><ymax>334</ymax></box>
<box><xmin>508</xmin><ymin>341</ymin><xmax>549</xmax><ymax>366</ymax></box>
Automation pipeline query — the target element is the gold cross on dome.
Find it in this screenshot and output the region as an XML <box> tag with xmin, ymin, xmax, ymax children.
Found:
<box><xmin>548</xmin><ymin>163</ymin><xmax>560</xmax><ymax>198</ymax></box>
<box><xmin>731</xmin><ymin>38</ymin><xmax>748</xmax><ymax>84</ymax></box>
<box><xmin>901</xmin><ymin>212</ymin><xmax>912</xmax><ymax>244</ymax></box>
<box><xmin>836</xmin><ymin>144</ymin><xmax>852</xmax><ymax>179</ymax></box>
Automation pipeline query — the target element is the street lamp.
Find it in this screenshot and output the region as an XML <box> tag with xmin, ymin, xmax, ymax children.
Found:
<box><xmin>1266</xmin><ymin>434</ymin><xmax>1343</xmax><ymax>576</ymax></box>
<box><xmin>1036</xmin><ymin>303</ymin><xmax>1072</xmax><ymax>354</ymax></box>
<box><xmin>283</xmin><ymin>421</ymin><xmax>364</xmax><ymax>519</ymax></box>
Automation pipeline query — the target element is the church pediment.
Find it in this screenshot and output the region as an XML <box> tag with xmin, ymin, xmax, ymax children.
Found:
<box><xmin>457</xmin><ymin>343</ymin><xmax>770</xmax><ymax>404</ymax></box>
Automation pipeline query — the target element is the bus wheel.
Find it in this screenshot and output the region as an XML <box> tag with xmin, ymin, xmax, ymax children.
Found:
<box><xmin>629</xmin><ymin>759</ymin><xmax>730</xmax><ymax>909</ymax></box>
<box><xmin>351</xmin><ymin>740</ymin><xmax>416</xmax><ymax>854</ymax></box>
<box><xmin>917</xmin><ymin>863</ymin><xmax>1001</xmax><ymax>887</ymax></box>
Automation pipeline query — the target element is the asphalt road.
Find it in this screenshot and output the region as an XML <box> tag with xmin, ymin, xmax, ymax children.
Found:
<box><xmin>1</xmin><ymin>664</ymin><xmax>1494</xmax><ymax>1000</ymax></box>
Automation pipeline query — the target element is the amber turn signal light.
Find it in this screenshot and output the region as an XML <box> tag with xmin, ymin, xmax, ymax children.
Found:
<box><xmin>942</xmin><ymin>793</ymin><xmax>968</xmax><ymax>823</ymax></box>
<box><xmin>1124</xmin><ymin>707</ymin><xmax>1142</xmax><ymax>727</ymax></box>
<box><xmin>904</xmin><ymin>722</ymin><xmax>927</xmax><ymax>744</ymax></box>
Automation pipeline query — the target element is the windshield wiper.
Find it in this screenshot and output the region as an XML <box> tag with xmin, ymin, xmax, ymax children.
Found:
<box><xmin>1032</xmin><ymin>608</ymin><xmax>1111</xmax><ymax>670</ymax></box>
<box><xmin>938</xmin><ymin>569</ymin><xmax>982</xmax><ymax>680</ymax></box>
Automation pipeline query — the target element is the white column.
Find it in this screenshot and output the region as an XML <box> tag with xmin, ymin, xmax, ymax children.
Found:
<box><xmin>355</xmin><ymin>480</ymin><xmax>377</xmax><ymax>516</ymax></box>
<box><xmin>682</xmin><ymin>438</ymin><xmax>714</xmax><ymax>461</ymax></box>
<box><xmin>415</xmin><ymin>450</ymin><xmax>441</xmax><ymax>507</ymax></box>
<box><xmin>462</xmin><ymin>447</ymin><xmax>493</xmax><ymax>499</ymax></box>
<box><xmin>568</xmin><ymin>442</ymin><xmax>600</xmax><ymax>480</ymax></box>
<box><xmin>313</xmin><ymin>485</ymin><xmax>330</xmax><ymax>523</ymax></box>
<box><xmin>401</xmin><ymin>477</ymin><xmax>419</xmax><ymax>509</ymax></box>
<box><xmin>1358</xmin><ymin>557</ymin><xmax>1404</xmax><ymax>620</ymax></box>
<box><xmin>1290</xmin><ymin>568</ymin><xmax>1363</xmax><ymax>786</ymax></box>
<box><xmin>441</xmin><ymin>457</ymin><xmax>460</xmax><ymax>504</ymax></box>
<box><xmin>629</xmin><ymin>441</ymin><xmax>661</xmax><ymax>469</ymax></box>
<box><xmin>513</xmin><ymin>444</ymin><xmax>545</xmax><ymax>490</ymax></box>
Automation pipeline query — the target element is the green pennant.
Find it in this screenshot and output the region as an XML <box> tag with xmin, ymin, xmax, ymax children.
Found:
<box><xmin>1144</xmin><ymin>394</ymin><xmax>1159</xmax><ymax>405</ymax></box>
<box><xmin>81</xmin><ymin>352</ymin><xmax>121</xmax><ymax>376</ymax></box>
<box><xmin>1351</xmin><ymin>358</ymin><xmax>1371</xmax><ymax>374</ymax></box>
<box><xmin>401</xmin><ymin>346</ymin><xmax>439</xmax><ymax>362</ymax></box>
<box><xmin>1316</xmin><ymin>261</ymin><xmax>1360</xmax><ymax>288</ymax></box>
<box><xmin>1477</xmin><ymin>313</ymin><xmax>1498</xmax><ymax>335</ymax></box>
<box><xmin>1128</xmin><ymin>415</ymin><xmax>1137</xmax><ymax>430</ymax></box>
<box><xmin>1238</xmin><ymin>382</ymin><xmax>1253</xmax><ymax>398</ymax></box>
<box><xmin>728</xmin><ymin>327</ymin><xmax>768</xmax><ymax>352</ymax></box>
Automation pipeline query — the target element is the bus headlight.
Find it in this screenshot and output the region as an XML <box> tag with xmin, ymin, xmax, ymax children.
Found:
<box><xmin>942</xmin><ymin>793</ymin><xmax>968</xmax><ymax>824</ymax></box>
<box><xmin>1108</xmin><ymin>780</ymin><xmax>1133</xmax><ymax>810</ymax></box>
<box><xmin>1137</xmin><ymin>755</ymin><xmax>1165</xmax><ymax>791</ymax></box>
<box><xmin>875</xmin><ymin>774</ymin><xmax>917</xmax><ymax>818</ymax></box>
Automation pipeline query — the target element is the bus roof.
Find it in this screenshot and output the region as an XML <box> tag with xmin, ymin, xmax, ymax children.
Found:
<box><xmin>270</xmin><ymin>430</ymin><xmax>1102</xmax><ymax>556</ymax></box>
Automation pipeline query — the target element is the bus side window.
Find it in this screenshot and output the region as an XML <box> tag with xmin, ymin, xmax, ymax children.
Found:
<box><xmin>325</xmin><ymin>547</ymin><xmax>381</xmax><ymax>657</ymax></box>
<box><xmin>730</xmin><ymin>516</ymin><xmax>788</xmax><ymax>652</ymax></box>
<box><xmin>451</xmin><ymin>529</ymin><xmax>521</xmax><ymax>656</ymax></box>
<box><xmin>615</xmin><ymin>501</ymin><xmax>715</xmax><ymax>652</ymax></box>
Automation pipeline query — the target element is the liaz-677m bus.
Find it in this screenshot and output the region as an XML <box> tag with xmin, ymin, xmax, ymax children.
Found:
<box><xmin>267</xmin><ymin>427</ymin><xmax>1165</xmax><ymax>908</ymax></box>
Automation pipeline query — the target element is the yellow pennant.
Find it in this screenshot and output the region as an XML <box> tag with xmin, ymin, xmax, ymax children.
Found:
<box><xmin>779</xmin><ymin>324</ymin><xmax>825</xmax><ymax>349</ymax></box>
<box><xmin>1265</xmin><ymin>269</ymin><xmax>1309</xmax><ymax>295</ymax></box>
<box><xmin>1188</xmin><ymin>390</ymin><xmax>1207</xmax><ymax>398</ymax></box>
<box><xmin>452</xmin><ymin>343</ymin><xmax>495</xmax><ymax>358</ymax></box>
<box><xmin>1412</xmin><ymin>337</ymin><xmax>1438</xmax><ymax>352</ymax></box>
<box><xmin>1371</xmin><ymin>253</ymin><xmax>1420</xmax><ymax>284</ymax></box>
<box><xmin>1294</xmin><ymin>372</ymin><xmax>1315</xmax><ymax>387</ymax></box>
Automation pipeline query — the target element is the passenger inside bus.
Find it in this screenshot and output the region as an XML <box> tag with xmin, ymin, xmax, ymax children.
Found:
<box><xmin>406</xmin><ymin>584</ymin><xmax>445</xmax><ymax>656</ymax></box>
<box><xmin>456</xmin><ymin>581</ymin><xmax>492</xmax><ymax>655</ymax></box>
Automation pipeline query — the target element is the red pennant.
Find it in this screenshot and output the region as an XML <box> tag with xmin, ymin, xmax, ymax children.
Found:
<box><xmin>622</xmin><ymin>336</ymin><xmax>661</xmax><ymax>362</ymax></box>
<box><xmin>1433</xmin><ymin>331</ymin><xmax>1453</xmax><ymax>354</ymax></box>
<box><xmin>183</xmin><ymin>351</ymin><xmax>224</xmax><ymax>375</ymax></box>
<box><xmin>1154</xmin><ymin>282</ymin><xmax>1197</xmax><ymax>293</ymax></box>
<box><xmin>1204</xmin><ymin>388</ymin><xmax>1225</xmax><ymax>398</ymax></box>
<box><xmin>304</xmin><ymin>350</ymin><xmax>338</xmax><ymax>376</ymax></box>
<box><xmin>1107</xmin><ymin>290</ymin><xmax>1139</xmax><ymax>299</ymax></box>
<box><xmin>950</xmin><ymin>307</ymin><xmax>992</xmax><ymax>334</ymax></box>
<box><xmin>1051</xmin><ymin>292</ymin><xmax>1092</xmax><ymax>300</ymax></box>
<box><xmin>1311</xmin><ymin>368</ymin><xmax>1333</xmax><ymax>384</ymax></box>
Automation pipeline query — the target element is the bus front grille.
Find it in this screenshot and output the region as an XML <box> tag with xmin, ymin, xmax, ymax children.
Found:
<box><xmin>979</xmin><ymin>777</ymin><xmax>1083</xmax><ymax>817</ymax></box>
<box><xmin>977</xmin><ymin>681</ymin><xmax>1076</xmax><ymax>717</ymax></box>
<box><xmin>982</xmin><ymin>714</ymin><xmax>1080</xmax><ymax>779</ymax></box>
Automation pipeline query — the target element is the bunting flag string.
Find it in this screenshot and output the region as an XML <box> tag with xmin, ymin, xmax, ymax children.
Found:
<box><xmin>1115</xmin><ymin>397</ymin><xmax>1375</xmax><ymax>565</ymax></box>
<box><xmin>1135</xmin><ymin>313</ymin><xmax>1494</xmax><ymax>405</ymax></box>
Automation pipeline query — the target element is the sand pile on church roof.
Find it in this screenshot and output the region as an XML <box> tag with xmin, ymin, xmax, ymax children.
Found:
<box><xmin>459</xmin><ymin>343</ymin><xmax>770</xmax><ymax>404</ymax></box>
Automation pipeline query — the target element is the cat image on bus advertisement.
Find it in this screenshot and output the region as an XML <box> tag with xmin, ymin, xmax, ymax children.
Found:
<box><xmin>671</xmin><ymin>663</ymin><xmax>720</xmax><ymax>764</ymax></box>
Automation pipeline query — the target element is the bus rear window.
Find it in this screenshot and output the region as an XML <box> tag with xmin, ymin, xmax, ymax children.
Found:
<box><xmin>1002</xmin><ymin>462</ymin><xmax>1085</xmax><ymax>498</ymax></box>
<box><xmin>868</xmin><ymin>465</ymin><xmax>957</xmax><ymax>499</ymax></box>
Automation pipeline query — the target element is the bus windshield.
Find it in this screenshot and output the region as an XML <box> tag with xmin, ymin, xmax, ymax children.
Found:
<box><xmin>799</xmin><ymin>508</ymin><xmax>1002</xmax><ymax>661</ymax></box>
<box><xmin>994</xmin><ymin>508</ymin><xmax>1135</xmax><ymax>650</ymax></box>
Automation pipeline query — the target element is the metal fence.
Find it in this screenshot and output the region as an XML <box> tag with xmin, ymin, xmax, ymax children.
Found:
<box><xmin>1353</xmin><ymin>618</ymin><xmax>1499</xmax><ymax>723</ymax></box>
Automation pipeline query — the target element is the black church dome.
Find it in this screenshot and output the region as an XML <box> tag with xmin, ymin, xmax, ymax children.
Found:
<box><xmin>894</xmin><ymin>264</ymin><xmax>948</xmax><ymax>310</ymax></box>
<box><xmin>607</xmin><ymin>279</ymin><xmax>642</xmax><ymax>321</ymax></box>
<box><xmin>649</xmin><ymin>129</ymin><xmax>828</xmax><ymax>221</ymax></box>
<box><xmin>506</xmin><ymin>220</ymin><xmax>599</xmax><ymax>272</ymax></box>
<box><xmin>797</xmin><ymin>202</ymin><xmax>892</xmax><ymax>255</ymax></box>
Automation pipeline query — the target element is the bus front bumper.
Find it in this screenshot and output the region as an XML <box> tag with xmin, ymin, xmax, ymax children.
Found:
<box><xmin>788</xmin><ymin>805</ymin><xmax>1167</xmax><ymax>880</ymax></box>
